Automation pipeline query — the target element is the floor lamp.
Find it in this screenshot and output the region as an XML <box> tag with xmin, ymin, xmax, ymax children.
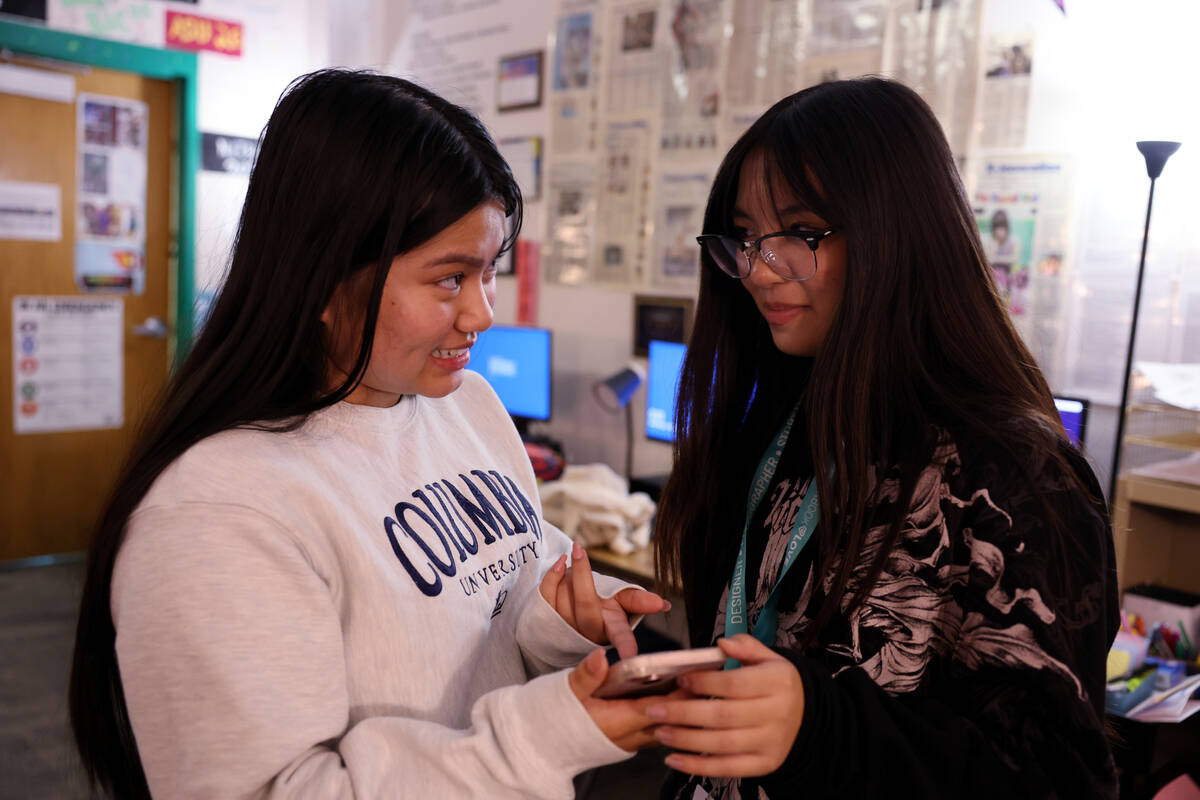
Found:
<box><xmin>1109</xmin><ymin>140</ymin><xmax>1181</xmax><ymax>505</ymax></box>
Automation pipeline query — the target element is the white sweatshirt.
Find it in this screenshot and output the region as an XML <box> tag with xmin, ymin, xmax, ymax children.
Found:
<box><xmin>112</xmin><ymin>371</ymin><xmax>632</xmax><ymax>799</ymax></box>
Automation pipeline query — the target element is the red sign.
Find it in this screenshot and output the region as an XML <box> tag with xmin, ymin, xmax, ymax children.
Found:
<box><xmin>516</xmin><ymin>239</ymin><xmax>540</xmax><ymax>325</ymax></box>
<box><xmin>165</xmin><ymin>11</ymin><xmax>243</xmax><ymax>57</ymax></box>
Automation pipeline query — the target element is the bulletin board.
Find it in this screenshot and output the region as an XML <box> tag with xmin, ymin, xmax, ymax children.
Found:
<box><xmin>391</xmin><ymin>0</ymin><xmax>1029</xmax><ymax>299</ymax></box>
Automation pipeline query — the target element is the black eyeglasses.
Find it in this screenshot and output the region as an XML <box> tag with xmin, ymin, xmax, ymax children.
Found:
<box><xmin>696</xmin><ymin>228</ymin><xmax>837</xmax><ymax>281</ymax></box>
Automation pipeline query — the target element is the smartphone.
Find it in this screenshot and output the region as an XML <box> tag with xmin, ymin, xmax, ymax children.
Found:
<box><xmin>593</xmin><ymin>647</ymin><xmax>726</xmax><ymax>699</ymax></box>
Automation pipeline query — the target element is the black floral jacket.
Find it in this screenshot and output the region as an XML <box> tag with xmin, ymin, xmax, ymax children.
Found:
<box><xmin>664</xmin><ymin>427</ymin><xmax>1119</xmax><ymax>800</ymax></box>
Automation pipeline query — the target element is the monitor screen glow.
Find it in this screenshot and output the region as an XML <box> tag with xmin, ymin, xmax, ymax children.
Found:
<box><xmin>646</xmin><ymin>339</ymin><xmax>687</xmax><ymax>443</ymax></box>
<box><xmin>1053</xmin><ymin>396</ymin><xmax>1088</xmax><ymax>447</ymax></box>
<box><xmin>465</xmin><ymin>325</ymin><xmax>551</xmax><ymax>422</ymax></box>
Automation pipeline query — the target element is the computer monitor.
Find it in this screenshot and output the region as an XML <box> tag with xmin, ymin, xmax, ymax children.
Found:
<box><xmin>1053</xmin><ymin>395</ymin><xmax>1089</xmax><ymax>447</ymax></box>
<box><xmin>645</xmin><ymin>339</ymin><xmax>687</xmax><ymax>443</ymax></box>
<box><xmin>466</xmin><ymin>325</ymin><xmax>552</xmax><ymax>433</ymax></box>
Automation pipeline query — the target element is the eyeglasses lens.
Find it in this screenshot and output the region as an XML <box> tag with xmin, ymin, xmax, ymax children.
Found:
<box><xmin>705</xmin><ymin>237</ymin><xmax>748</xmax><ymax>278</ymax></box>
<box><xmin>761</xmin><ymin>236</ymin><xmax>817</xmax><ymax>280</ymax></box>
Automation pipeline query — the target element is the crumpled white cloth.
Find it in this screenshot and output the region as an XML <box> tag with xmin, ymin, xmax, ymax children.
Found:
<box><xmin>538</xmin><ymin>463</ymin><xmax>655</xmax><ymax>555</ymax></box>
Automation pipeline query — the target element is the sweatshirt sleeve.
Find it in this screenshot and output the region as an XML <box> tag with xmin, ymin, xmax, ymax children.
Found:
<box><xmin>757</xmin><ymin>454</ymin><xmax>1119</xmax><ymax>800</ymax></box>
<box><xmin>112</xmin><ymin>503</ymin><xmax>630</xmax><ymax>800</ymax></box>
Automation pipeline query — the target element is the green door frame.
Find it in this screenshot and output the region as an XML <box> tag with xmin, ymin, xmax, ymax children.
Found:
<box><xmin>0</xmin><ymin>18</ymin><xmax>200</xmax><ymax>357</ymax></box>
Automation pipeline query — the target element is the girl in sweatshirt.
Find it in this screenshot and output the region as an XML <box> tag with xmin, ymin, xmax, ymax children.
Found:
<box><xmin>69</xmin><ymin>69</ymin><xmax>668</xmax><ymax>800</ymax></box>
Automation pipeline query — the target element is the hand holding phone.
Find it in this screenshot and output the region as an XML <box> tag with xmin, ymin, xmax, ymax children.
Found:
<box><xmin>593</xmin><ymin>647</ymin><xmax>726</xmax><ymax>699</ymax></box>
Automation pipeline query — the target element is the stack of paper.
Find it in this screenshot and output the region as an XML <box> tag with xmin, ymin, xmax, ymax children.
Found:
<box><xmin>1126</xmin><ymin>673</ymin><xmax>1200</xmax><ymax>723</ymax></box>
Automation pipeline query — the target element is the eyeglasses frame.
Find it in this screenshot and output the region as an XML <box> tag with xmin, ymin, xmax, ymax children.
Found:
<box><xmin>695</xmin><ymin>228</ymin><xmax>837</xmax><ymax>281</ymax></box>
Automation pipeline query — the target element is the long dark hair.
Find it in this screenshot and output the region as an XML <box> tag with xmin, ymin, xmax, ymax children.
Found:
<box><xmin>69</xmin><ymin>69</ymin><xmax>522</xmax><ymax>799</ymax></box>
<box><xmin>654</xmin><ymin>77</ymin><xmax>1072</xmax><ymax>648</ymax></box>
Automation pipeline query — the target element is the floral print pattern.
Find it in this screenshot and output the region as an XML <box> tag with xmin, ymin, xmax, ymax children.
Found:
<box><xmin>674</xmin><ymin>430</ymin><xmax>1115</xmax><ymax>800</ymax></box>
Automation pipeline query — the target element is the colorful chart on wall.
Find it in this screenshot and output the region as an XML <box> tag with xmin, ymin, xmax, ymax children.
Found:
<box><xmin>13</xmin><ymin>296</ymin><xmax>123</xmax><ymax>434</ymax></box>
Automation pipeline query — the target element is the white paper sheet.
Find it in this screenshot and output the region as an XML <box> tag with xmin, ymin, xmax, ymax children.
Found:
<box><xmin>13</xmin><ymin>296</ymin><xmax>124</xmax><ymax>434</ymax></box>
<box><xmin>1128</xmin><ymin>673</ymin><xmax>1200</xmax><ymax>722</ymax></box>
<box><xmin>0</xmin><ymin>63</ymin><xmax>76</xmax><ymax>104</ymax></box>
<box><xmin>1135</xmin><ymin>362</ymin><xmax>1200</xmax><ymax>412</ymax></box>
<box><xmin>0</xmin><ymin>180</ymin><xmax>62</xmax><ymax>242</ymax></box>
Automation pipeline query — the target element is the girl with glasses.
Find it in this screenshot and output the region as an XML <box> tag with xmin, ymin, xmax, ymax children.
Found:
<box><xmin>650</xmin><ymin>78</ymin><xmax>1118</xmax><ymax>799</ymax></box>
<box><xmin>69</xmin><ymin>69</ymin><xmax>670</xmax><ymax>800</ymax></box>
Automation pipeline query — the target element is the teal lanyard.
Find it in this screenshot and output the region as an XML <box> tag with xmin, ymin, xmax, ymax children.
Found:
<box><xmin>724</xmin><ymin>403</ymin><xmax>819</xmax><ymax>666</ymax></box>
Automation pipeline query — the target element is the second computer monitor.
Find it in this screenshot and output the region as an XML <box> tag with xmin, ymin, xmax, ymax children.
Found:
<box><xmin>1053</xmin><ymin>395</ymin><xmax>1089</xmax><ymax>447</ymax></box>
<box><xmin>646</xmin><ymin>339</ymin><xmax>687</xmax><ymax>443</ymax></box>
<box><xmin>466</xmin><ymin>325</ymin><xmax>552</xmax><ymax>426</ymax></box>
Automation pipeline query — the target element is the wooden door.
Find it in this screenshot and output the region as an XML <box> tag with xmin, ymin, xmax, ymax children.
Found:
<box><xmin>0</xmin><ymin>63</ymin><xmax>173</xmax><ymax>558</ymax></box>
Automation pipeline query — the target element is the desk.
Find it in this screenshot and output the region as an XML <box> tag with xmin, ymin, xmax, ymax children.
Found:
<box><xmin>1111</xmin><ymin>709</ymin><xmax>1200</xmax><ymax>798</ymax></box>
<box><xmin>586</xmin><ymin>545</ymin><xmax>656</xmax><ymax>588</ymax></box>
<box><xmin>586</xmin><ymin>545</ymin><xmax>689</xmax><ymax>646</ymax></box>
<box><xmin>1113</xmin><ymin>474</ymin><xmax>1200</xmax><ymax>593</ymax></box>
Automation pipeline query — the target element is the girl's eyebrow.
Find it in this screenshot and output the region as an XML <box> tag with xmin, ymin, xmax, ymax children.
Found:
<box><xmin>422</xmin><ymin>253</ymin><xmax>487</xmax><ymax>270</ymax></box>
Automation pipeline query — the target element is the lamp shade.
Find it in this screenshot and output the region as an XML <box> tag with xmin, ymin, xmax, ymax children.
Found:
<box><xmin>593</xmin><ymin>363</ymin><xmax>645</xmax><ymax>411</ymax></box>
<box><xmin>1136</xmin><ymin>141</ymin><xmax>1181</xmax><ymax>179</ymax></box>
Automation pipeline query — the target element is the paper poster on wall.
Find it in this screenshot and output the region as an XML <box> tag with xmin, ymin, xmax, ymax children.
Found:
<box><xmin>653</xmin><ymin>170</ymin><xmax>711</xmax><ymax>288</ymax></box>
<box><xmin>967</xmin><ymin>154</ymin><xmax>1073</xmax><ymax>381</ymax></box>
<box><xmin>0</xmin><ymin>62</ymin><xmax>75</xmax><ymax>103</ymax></box>
<box><xmin>724</xmin><ymin>0</ymin><xmax>806</xmax><ymax>113</ymax></box>
<box><xmin>722</xmin><ymin>110</ymin><xmax>762</xmax><ymax>153</ymax></box>
<box><xmin>978</xmin><ymin>34</ymin><xmax>1033</xmax><ymax>149</ymax></box>
<box><xmin>13</xmin><ymin>296</ymin><xmax>124</xmax><ymax>434</ymax></box>
<box><xmin>75</xmin><ymin>93</ymin><xmax>148</xmax><ymax>293</ymax></box>
<box><xmin>48</xmin><ymin>1</ymin><xmax>166</xmax><ymax>47</ymax></box>
<box><xmin>0</xmin><ymin>180</ymin><xmax>61</xmax><ymax>242</ymax></box>
<box><xmin>801</xmin><ymin>47</ymin><xmax>882</xmax><ymax>88</ymax></box>
<box><xmin>809</xmin><ymin>0</ymin><xmax>884</xmax><ymax>53</ymax></box>
<box><xmin>549</xmin><ymin>8</ymin><xmax>600</xmax><ymax>155</ymax></box>
<box><xmin>392</xmin><ymin>2</ymin><xmax>528</xmax><ymax>115</ymax></box>
<box><xmin>660</xmin><ymin>0</ymin><xmax>723</xmax><ymax>156</ymax></box>
<box><xmin>545</xmin><ymin>160</ymin><xmax>598</xmax><ymax>285</ymax></box>
<box><xmin>551</xmin><ymin>95</ymin><xmax>597</xmax><ymax>156</ymax></box>
<box><xmin>606</xmin><ymin>0</ymin><xmax>662</xmax><ymax>114</ymax></box>
<box><xmin>801</xmin><ymin>0</ymin><xmax>883</xmax><ymax>86</ymax></box>
<box><xmin>595</xmin><ymin>120</ymin><xmax>652</xmax><ymax>284</ymax></box>
<box><xmin>882</xmin><ymin>0</ymin><xmax>981</xmax><ymax>157</ymax></box>
<box><xmin>554</xmin><ymin>11</ymin><xmax>594</xmax><ymax>90</ymax></box>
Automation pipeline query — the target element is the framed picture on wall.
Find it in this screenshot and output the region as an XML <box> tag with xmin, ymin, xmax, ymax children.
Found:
<box><xmin>633</xmin><ymin>295</ymin><xmax>693</xmax><ymax>357</ymax></box>
<box><xmin>497</xmin><ymin>219</ymin><xmax>518</xmax><ymax>276</ymax></box>
<box><xmin>498</xmin><ymin>244</ymin><xmax>516</xmax><ymax>276</ymax></box>
<box><xmin>497</xmin><ymin>135</ymin><xmax>542</xmax><ymax>201</ymax></box>
<box><xmin>496</xmin><ymin>51</ymin><xmax>544</xmax><ymax>112</ymax></box>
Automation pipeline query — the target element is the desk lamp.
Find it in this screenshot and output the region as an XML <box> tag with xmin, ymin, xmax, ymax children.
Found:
<box><xmin>593</xmin><ymin>363</ymin><xmax>646</xmax><ymax>482</ymax></box>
